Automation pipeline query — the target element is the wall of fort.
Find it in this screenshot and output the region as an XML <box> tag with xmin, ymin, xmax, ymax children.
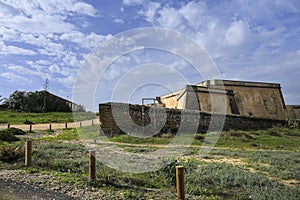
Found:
<box><xmin>286</xmin><ymin>105</ymin><xmax>300</xmax><ymax>119</ymax></box>
<box><xmin>99</xmin><ymin>102</ymin><xmax>287</xmax><ymax>136</ymax></box>
<box><xmin>207</xmin><ymin>80</ymin><xmax>287</xmax><ymax>119</ymax></box>
<box><xmin>159</xmin><ymin>80</ymin><xmax>291</xmax><ymax>120</ymax></box>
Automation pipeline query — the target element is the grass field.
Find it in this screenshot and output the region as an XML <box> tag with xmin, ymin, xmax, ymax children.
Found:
<box><xmin>0</xmin><ymin>126</ymin><xmax>299</xmax><ymax>199</ymax></box>
<box><xmin>0</xmin><ymin>109</ymin><xmax>96</xmax><ymax>124</ymax></box>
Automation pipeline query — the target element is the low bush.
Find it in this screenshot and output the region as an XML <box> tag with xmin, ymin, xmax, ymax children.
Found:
<box><xmin>186</xmin><ymin>162</ymin><xmax>300</xmax><ymax>199</ymax></box>
<box><xmin>0</xmin><ymin>129</ymin><xmax>21</xmax><ymax>141</ymax></box>
<box><xmin>7</xmin><ymin>127</ymin><xmax>26</xmax><ymax>135</ymax></box>
<box><xmin>24</xmin><ymin>119</ymin><xmax>34</xmax><ymax>124</ymax></box>
<box><xmin>194</xmin><ymin>134</ymin><xmax>205</xmax><ymax>141</ymax></box>
<box><xmin>0</xmin><ymin>145</ymin><xmax>24</xmax><ymax>162</ymax></box>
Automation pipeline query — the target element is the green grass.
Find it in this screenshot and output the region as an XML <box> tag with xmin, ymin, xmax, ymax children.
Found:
<box><xmin>215</xmin><ymin>128</ymin><xmax>300</xmax><ymax>150</ymax></box>
<box><xmin>31</xmin><ymin>142</ymin><xmax>88</xmax><ymax>173</ymax></box>
<box><xmin>1</xmin><ymin>127</ymin><xmax>299</xmax><ymax>199</ymax></box>
<box><xmin>210</xmin><ymin>148</ymin><xmax>300</xmax><ymax>181</ymax></box>
<box><xmin>42</xmin><ymin>128</ymin><xmax>80</xmax><ymax>141</ymax></box>
<box><xmin>186</xmin><ymin>162</ymin><xmax>300</xmax><ymax>199</ymax></box>
<box><xmin>0</xmin><ymin>109</ymin><xmax>96</xmax><ymax>124</ymax></box>
<box><xmin>108</xmin><ymin>134</ymin><xmax>171</xmax><ymax>145</ymax></box>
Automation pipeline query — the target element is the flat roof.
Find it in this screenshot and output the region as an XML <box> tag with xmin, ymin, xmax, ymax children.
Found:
<box><xmin>197</xmin><ymin>79</ymin><xmax>281</xmax><ymax>88</ymax></box>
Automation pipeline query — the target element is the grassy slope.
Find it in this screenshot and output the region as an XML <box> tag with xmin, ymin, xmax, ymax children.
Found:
<box><xmin>0</xmin><ymin>109</ymin><xmax>96</xmax><ymax>124</ymax></box>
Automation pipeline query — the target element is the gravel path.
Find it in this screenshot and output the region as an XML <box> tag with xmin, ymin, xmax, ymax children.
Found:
<box><xmin>0</xmin><ymin>178</ymin><xmax>77</xmax><ymax>200</ymax></box>
<box><xmin>0</xmin><ymin>169</ymin><xmax>111</xmax><ymax>200</ymax></box>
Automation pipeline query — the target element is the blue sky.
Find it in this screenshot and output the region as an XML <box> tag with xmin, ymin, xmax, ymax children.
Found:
<box><xmin>0</xmin><ymin>0</ymin><xmax>299</xmax><ymax>111</ymax></box>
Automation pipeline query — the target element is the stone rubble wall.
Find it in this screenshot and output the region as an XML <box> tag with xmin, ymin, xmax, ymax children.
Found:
<box><xmin>99</xmin><ymin>102</ymin><xmax>288</xmax><ymax>136</ymax></box>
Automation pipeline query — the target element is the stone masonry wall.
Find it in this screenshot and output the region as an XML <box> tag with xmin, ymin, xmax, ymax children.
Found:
<box><xmin>99</xmin><ymin>102</ymin><xmax>287</xmax><ymax>136</ymax></box>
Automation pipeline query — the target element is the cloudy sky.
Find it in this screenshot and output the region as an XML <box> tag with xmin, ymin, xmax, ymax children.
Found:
<box><xmin>0</xmin><ymin>0</ymin><xmax>299</xmax><ymax>111</ymax></box>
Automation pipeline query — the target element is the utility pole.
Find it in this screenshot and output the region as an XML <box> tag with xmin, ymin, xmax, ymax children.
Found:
<box><xmin>43</xmin><ymin>78</ymin><xmax>49</xmax><ymax>113</ymax></box>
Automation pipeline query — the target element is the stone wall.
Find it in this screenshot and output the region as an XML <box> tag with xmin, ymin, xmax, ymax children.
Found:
<box><xmin>99</xmin><ymin>102</ymin><xmax>287</xmax><ymax>136</ymax></box>
<box><xmin>286</xmin><ymin>105</ymin><xmax>300</xmax><ymax>119</ymax></box>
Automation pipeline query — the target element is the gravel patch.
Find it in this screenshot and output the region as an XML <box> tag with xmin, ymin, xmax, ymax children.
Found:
<box><xmin>0</xmin><ymin>169</ymin><xmax>182</xmax><ymax>199</ymax></box>
<box><xmin>0</xmin><ymin>170</ymin><xmax>110</xmax><ymax>200</ymax></box>
<box><xmin>0</xmin><ymin>178</ymin><xmax>76</xmax><ymax>200</ymax></box>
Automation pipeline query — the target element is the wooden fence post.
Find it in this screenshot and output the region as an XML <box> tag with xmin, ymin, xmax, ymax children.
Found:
<box><xmin>7</xmin><ymin>124</ymin><xmax>10</xmax><ymax>129</ymax></box>
<box><xmin>89</xmin><ymin>150</ymin><xmax>96</xmax><ymax>181</ymax></box>
<box><xmin>29</xmin><ymin>124</ymin><xmax>32</xmax><ymax>132</ymax></box>
<box><xmin>65</xmin><ymin>123</ymin><xmax>68</xmax><ymax>129</ymax></box>
<box><xmin>49</xmin><ymin>124</ymin><xmax>52</xmax><ymax>131</ymax></box>
<box><xmin>80</xmin><ymin>122</ymin><xmax>82</xmax><ymax>127</ymax></box>
<box><xmin>25</xmin><ymin>141</ymin><xmax>32</xmax><ymax>167</ymax></box>
<box><xmin>176</xmin><ymin>166</ymin><xmax>185</xmax><ymax>200</ymax></box>
<box><xmin>92</xmin><ymin>120</ymin><xmax>94</xmax><ymax>126</ymax></box>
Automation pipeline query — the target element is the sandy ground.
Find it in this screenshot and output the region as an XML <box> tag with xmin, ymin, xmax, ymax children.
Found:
<box><xmin>0</xmin><ymin>119</ymin><xmax>99</xmax><ymax>131</ymax></box>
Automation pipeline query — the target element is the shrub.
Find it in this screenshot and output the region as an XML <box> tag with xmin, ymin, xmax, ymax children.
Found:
<box><xmin>0</xmin><ymin>145</ymin><xmax>24</xmax><ymax>162</ymax></box>
<box><xmin>24</xmin><ymin>119</ymin><xmax>34</xmax><ymax>124</ymax></box>
<box><xmin>194</xmin><ymin>134</ymin><xmax>205</xmax><ymax>141</ymax></box>
<box><xmin>0</xmin><ymin>129</ymin><xmax>21</xmax><ymax>141</ymax></box>
<box><xmin>6</xmin><ymin>127</ymin><xmax>26</xmax><ymax>135</ymax></box>
<box><xmin>186</xmin><ymin>162</ymin><xmax>300</xmax><ymax>199</ymax></box>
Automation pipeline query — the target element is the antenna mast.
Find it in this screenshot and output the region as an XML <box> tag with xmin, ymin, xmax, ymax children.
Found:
<box><xmin>44</xmin><ymin>78</ymin><xmax>49</xmax><ymax>92</ymax></box>
<box><xmin>43</xmin><ymin>78</ymin><xmax>49</xmax><ymax>113</ymax></box>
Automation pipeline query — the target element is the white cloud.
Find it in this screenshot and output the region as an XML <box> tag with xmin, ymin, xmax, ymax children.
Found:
<box><xmin>59</xmin><ymin>31</ymin><xmax>112</xmax><ymax>49</ymax></box>
<box><xmin>157</xmin><ymin>7</ymin><xmax>183</xmax><ymax>30</ymax></box>
<box><xmin>1</xmin><ymin>14</ymin><xmax>76</xmax><ymax>34</ymax></box>
<box><xmin>56</xmin><ymin>75</ymin><xmax>76</xmax><ymax>87</ymax></box>
<box><xmin>225</xmin><ymin>20</ymin><xmax>250</xmax><ymax>46</ymax></box>
<box><xmin>2</xmin><ymin>0</ymin><xmax>97</xmax><ymax>17</ymax></box>
<box><xmin>179</xmin><ymin>1</ymin><xmax>207</xmax><ymax>27</ymax></box>
<box><xmin>0</xmin><ymin>0</ymin><xmax>98</xmax><ymax>36</ymax></box>
<box><xmin>49</xmin><ymin>63</ymin><xmax>76</xmax><ymax>76</ymax></box>
<box><xmin>113</xmin><ymin>18</ymin><xmax>124</xmax><ymax>24</ymax></box>
<box><xmin>0</xmin><ymin>1</ymin><xmax>19</xmax><ymax>18</ymax></box>
<box><xmin>0</xmin><ymin>41</ymin><xmax>36</xmax><ymax>55</ymax></box>
<box><xmin>138</xmin><ymin>2</ymin><xmax>160</xmax><ymax>23</ymax></box>
<box><xmin>0</xmin><ymin>72</ymin><xmax>30</xmax><ymax>83</ymax></box>
<box><xmin>7</xmin><ymin>64</ymin><xmax>49</xmax><ymax>80</ymax></box>
<box><xmin>123</xmin><ymin>0</ymin><xmax>144</xmax><ymax>6</ymax></box>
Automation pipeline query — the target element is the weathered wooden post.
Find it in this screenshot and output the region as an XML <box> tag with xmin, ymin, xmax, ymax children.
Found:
<box><xmin>29</xmin><ymin>124</ymin><xmax>32</xmax><ymax>132</ymax></box>
<box><xmin>176</xmin><ymin>166</ymin><xmax>185</xmax><ymax>200</ymax></box>
<box><xmin>7</xmin><ymin>124</ymin><xmax>10</xmax><ymax>129</ymax></box>
<box><xmin>65</xmin><ymin>122</ymin><xmax>68</xmax><ymax>129</ymax></box>
<box><xmin>89</xmin><ymin>150</ymin><xmax>96</xmax><ymax>181</ymax></box>
<box><xmin>49</xmin><ymin>124</ymin><xmax>52</xmax><ymax>131</ymax></box>
<box><xmin>80</xmin><ymin>122</ymin><xmax>82</xmax><ymax>127</ymax></box>
<box><xmin>25</xmin><ymin>140</ymin><xmax>32</xmax><ymax>167</ymax></box>
<box><xmin>92</xmin><ymin>120</ymin><xmax>94</xmax><ymax>126</ymax></box>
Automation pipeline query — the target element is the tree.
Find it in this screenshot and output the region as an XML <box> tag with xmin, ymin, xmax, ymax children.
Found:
<box><xmin>3</xmin><ymin>90</ymin><xmax>72</xmax><ymax>112</ymax></box>
<box><xmin>4</xmin><ymin>90</ymin><xmax>26</xmax><ymax>110</ymax></box>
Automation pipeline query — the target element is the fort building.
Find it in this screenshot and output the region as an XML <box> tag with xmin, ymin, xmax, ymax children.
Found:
<box><xmin>157</xmin><ymin>79</ymin><xmax>299</xmax><ymax>120</ymax></box>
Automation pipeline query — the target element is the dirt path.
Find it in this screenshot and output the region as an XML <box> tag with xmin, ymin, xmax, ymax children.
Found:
<box><xmin>0</xmin><ymin>178</ymin><xmax>77</xmax><ymax>200</ymax></box>
<box><xmin>0</xmin><ymin>118</ymin><xmax>99</xmax><ymax>131</ymax></box>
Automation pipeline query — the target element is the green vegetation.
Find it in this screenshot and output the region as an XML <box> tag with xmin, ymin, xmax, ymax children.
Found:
<box><xmin>109</xmin><ymin>134</ymin><xmax>171</xmax><ymax>145</ymax></box>
<box><xmin>210</xmin><ymin>149</ymin><xmax>300</xmax><ymax>181</ymax></box>
<box><xmin>1</xmin><ymin>90</ymin><xmax>76</xmax><ymax>112</ymax></box>
<box><xmin>216</xmin><ymin>128</ymin><xmax>300</xmax><ymax>150</ymax></box>
<box><xmin>186</xmin><ymin>162</ymin><xmax>299</xmax><ymax>199</ymax></box>
<box><xmin>0</xmin><ymin>109</ymin><xmax>96</xmax><ymax>124</ymax></box>
<box><xmin>42</xmin><ymin>129</ymin><xmax>80</xmax><ymax>141</ymax></box>
<box><xmin>0</xmin><ymin>127</ymin><xmax>299</xmax><ymax>199</ymax></box>
<box><xmin>0</xmin><ymin>128</ymin><xmax>26</xmax><ymax>142</ymax></box>
<box><xmin>0</xmin><ymin>143</ymin><xmax>24</xmax><ymax>162</ymax></box>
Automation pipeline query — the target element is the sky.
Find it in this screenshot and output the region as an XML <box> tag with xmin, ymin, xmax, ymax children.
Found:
<box><xmin>0</xmin><ymin>0</ymin><xmax>299</xmax><ymax>111</ymax></box>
